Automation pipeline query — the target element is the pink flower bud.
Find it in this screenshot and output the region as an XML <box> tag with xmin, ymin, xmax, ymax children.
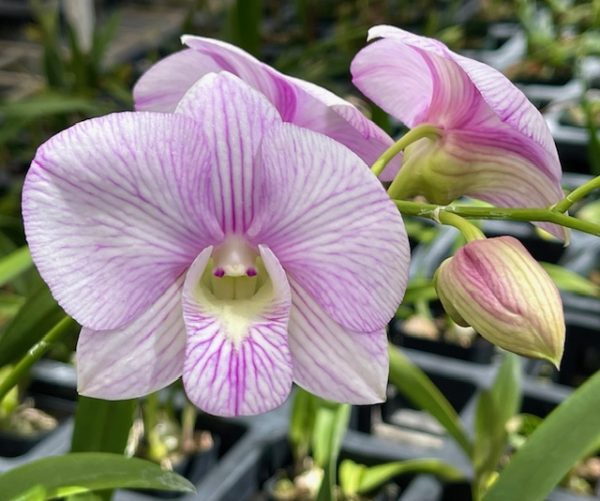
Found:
<box><xmin>434</xmin><ymin>236</ymin><xmax>565</xmax><ymax>367</ymax></box>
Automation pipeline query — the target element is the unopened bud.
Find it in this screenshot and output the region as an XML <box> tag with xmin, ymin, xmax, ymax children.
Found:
<box><xmin>434</xmin><ymin>236</ymin><xmax>565</xmax><ymax>367</ymax></box>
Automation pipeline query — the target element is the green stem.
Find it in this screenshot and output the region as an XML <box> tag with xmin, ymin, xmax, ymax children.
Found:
<box><xmin>181</xmin><ymin>400</ymin><xmax>197</xmax><ymax>451</ymax></box>
<box><xmin>552</xmin><ymin>175</ymin><xmax>600</xmax><ymax>213</ymax></box>
<box><xmin>0</xmin><ymin>316</ymin><xmax>76</xmax><ymax>403</ymax></box>
<box><xmin>371</xmin><ymin>124</ymin><xmax>441</xmax><ymax>177</ymax></box>
<box><xmin>394</xmin><ymin>200</ymin><xmax>600</xmax><ymax>237</ymax></box>
<box><xmin>437</xmin><ymin>212</ymin><xmax>485</xmax><ymax>242</ymax></box>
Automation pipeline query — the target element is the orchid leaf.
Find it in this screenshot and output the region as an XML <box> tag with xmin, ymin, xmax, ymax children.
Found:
<box><xmin>541</xmin><ymin>262</ymin><xmax>599</xmax><ymax>297</ymax></box>
<box><xmin>71</xmin><ymin>397</ymin><xmax>136</xmax><ymax>454</ymax></box>
<box><xmin>339</xmin><ymin>458</ymin><xmax>463</xmax><ymax>497</ymax></box>
<box><xmin>583</xmin><ymin>95</ymin><xmax>600</xmax><ymax>176</ymax></box>
<box><xmin>0</xmin><ymin>246</ymin><xmax>33</xmax><ymax>288</ymax></box>
<box><xmin>227</xmin><ymin>0</ymin><xmax>262</xmax><ymax>56</ymax></box>
<box><xmin>92</xmin><ymin>11</ymin><xmax>120</xmax><ymax>67</ymax></box>
<box><xmin>0</xmin><ymin>93</ymin><xmax>100</xmax><ymax>119</ymax></box>
<box><xmin>388</xmin><ymin>344</ymin><xmax>472</xmax><ymax>457</ymax></box>
<box><xmin>484</xmin><ymin>369</ymin><xmax>600</xmax><ymax>501</ymax></box>
<box><xmin>71</xmin><ymin>397</ymin><xmax>137</xmax><ymax>501</ymax></box>
<box><xmin>289</xmin><ymin>387</ymin><xmax>318</xmax><ymax>463</ymax></box>
<box><xmin>0</xmin><ymin>452</ymin><xmax>195</xmax><ymax>499</ymax></box>
<box><xmin>313</xmin><ymin>401</ymin><xmax>351</xmax><ymax>501</ymax></box>
<box><xmin>0</xmin><ymin>283</ymin><xmax>65</xmax><ymax>366</ymax></box>
<box><xmin>339</xmin><ymin>460</ymin><xmax>366</xmax><ymax>497</ymax></box>
<box><xmin>474</xmin><ymin>353</ymin><xmax>521</xmax><ymax>497</ymax></box>
<box><xmin>358</xmin><ymin>459</ymin><xmax>463</xmax><ymax>495</ymax></box>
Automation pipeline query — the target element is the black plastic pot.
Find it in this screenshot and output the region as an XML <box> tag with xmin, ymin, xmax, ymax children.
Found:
<box><xmin>29</xmin><ymin>359</ymin><xmax>78</xmax><ymax>402</ymax></box>
<box><xmin>132</xmin><ymin>435</ymin><xmax>221</xmax><ymax>500</ymax></box>
<box><xmin>116</xmin><ymin>413</ymin><xmax>247</xmax><ymax>501</ymax></box>
<box><xmin>0</xmin><ymin>393</ymin><xmax>75</xmax><ymax>458</ymax></box>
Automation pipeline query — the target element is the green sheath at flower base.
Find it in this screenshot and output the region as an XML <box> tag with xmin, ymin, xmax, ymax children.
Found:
<box><xmin>434</xmin><ymin>236</ymin><xmax>565</xmax><ymax>367</ymax></box>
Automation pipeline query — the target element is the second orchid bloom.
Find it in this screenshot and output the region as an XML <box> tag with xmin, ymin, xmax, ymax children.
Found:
<box><xmin>352</xmin><ymin>25</ymin><xmax>568</xmax><ymax>241</ymax></box>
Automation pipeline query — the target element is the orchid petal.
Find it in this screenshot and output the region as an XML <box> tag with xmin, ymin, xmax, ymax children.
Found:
<box><xmin>133</xmin><ymin>49</ymin><xmax>222</xmax><ymax>112</ymax></box>
<box><xmin>182</xmin><ymin>246</ymin><xmax>293</xmax><ymax>416</ymax></box>
<box><xmin>284</xmin><ymin>75</ymin><xmax>400</xmax><ymax>176</ymax></box>
<box><xmin>288</xmin><ymin>278</ymin><xmax>388</xmax><ymax>404</ymax></box>
<box><xmin>77</xmin><ymin>277</ymin><xmax>185</xmax><ymax>399</ymax></box>
<box><xmin>23</xmin><ymin>112</ymin><xmax>222</xmax><ymax>330</ymax></box>
<box><xmin>175</xmin><ymin>72</ymin><xmax>280</xmax><ymax>234</ymax></box>
<box><xmin>135</xmin><ymin>35</ymin><xmax>396</xmax><ymax>175</ymax></box>
<box><xmin>250</xmin><ymin>123</ymin><xmax>409</xmax><ymax>332</ymax></box>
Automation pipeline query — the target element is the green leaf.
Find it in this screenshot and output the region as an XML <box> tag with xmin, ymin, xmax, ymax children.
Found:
<box><xmin>0</xmin><ymin>452</ymin><xmax>195</xmax><ymax>499</ymax></box>
<box><xmin>388</xmin><ymin>344</ymin><xmax>472</xmax><ymax>457</ymax></box>
<box><xmin>71</xmin><ymin>397</ymin><xmax>136</xmax><ymax>454</ymax></box>
<box><xmin>0</xmin><ymin>292</ymin><xmax>25</xmax><ymax>325</ymax></box>
<box><xmin>541</xmin><ymin>262</ymin><xmax>599</xmax><ymax>297</ymax></box>
<box><xmin>0</xmin><ymin>284</ymin><xmax>66</xmax><ymax>366</ymax></box>
<box><xmin>289</xmin><ymin>387</ymin><xmax>318</xmax><ymax>464</ymax></box>
<box><xmin>313</xmin><ymin>401</ymin><xmax>351</xmax><ymax>501</ymax></box>
<box><xmin>0</xmin><ymin>247</ymin><xmax>33</xmax><ymax>288</ymax></box>
<box><xmin>227</xmin><ymin>0</ymin><xmax>262</xmax><ymax>55</ymax></box>
<box><xmin>339</xmin><ymin>460</ymin><xmax>366</xmax><ymax>497</ymax></box>
<box><xmin>474</xmin><ymin>353</ymin><xmax>521</xmax><ymax>497</ymax></box>
<box><xmin>483</xmin><ymin>369</ymin><xmax>600</xmax><ymax>501</ymax></box>
<box><xmin>92</xmin><ymin>12</ymin><xmax>121</xmax><ymax>67</ymax></box>
<box><xmin>0</xmin><ymin>93</ymin><xmax>100</xmax><ymax>119</ymax></box>
<box><xmin>12</xmin><ymin>485</ymin><xmax>46</xmax><ymax>501</ymax></box>
<box><xmin>71</xmin><ymin>397</ymin><xmax>137</xmax><ymax>501</ymax></box>
<box><xmin>583</xmin><ymin>95</ymin><xmax>600</xmax><ymax>176</ymax></box>
<box><xmin>357</xmin><ymin>459</ymin><xmax>464</xmax><ymax>495</ymax></box>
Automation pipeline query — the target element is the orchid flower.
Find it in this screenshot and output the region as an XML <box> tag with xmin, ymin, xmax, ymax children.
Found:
<box><xmin>351</xmin><ymin>26</ymin><xmax>568</xmax><ymax>241</ymax></box>
<box><xmin>23</xmin><ymin>73</ymin><xmax>409</xmax><ymax>416</ymax></box>
<box><xmin>133</xmin><ymin>35</ymin><xmax>400</xmax><ymax>180</ymax></box>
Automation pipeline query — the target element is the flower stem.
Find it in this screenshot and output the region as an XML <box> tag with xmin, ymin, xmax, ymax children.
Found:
<box><xmin>394</xmin><ymin>200</ymin><xmax>600</xmax><ymax>237</ymax></box>
<box><xmin>552</xmin><ymin>175</ymin><xmax>600</xmax><ymax>213</ymax></box>
<box><xmin>0</xmin><ymin>316</ymin><xmax>76</xmax><ymax>403</ymax></box>
<box><xmin>371</xmin><ymin>123</ymin><xmax>441</xmax><ymax>177</ymax></box>
<box><xmin>436</xmin><ymin>212</ymin><xmax>486</xmax><ymax>242</ymax></box>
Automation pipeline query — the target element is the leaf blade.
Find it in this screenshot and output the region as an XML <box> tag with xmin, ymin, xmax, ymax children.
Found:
<box><xmin>388</xmin><ymin>344</ymin><xmax>473</xmax><ymax>456</ymax></box>
<box><xmin>0</xmin><ymin>247</ymin><xmax>32</xmax><ymax>288</ymax></box>
<box><xmin>483</xmin><ymin>370</ymin><xmax>600</xmax><ymax>501</ymax></box>
<box><xmin>0</xmin><ymin>452</ymin><xmax>195</xmax><ymax>500</ymax></box>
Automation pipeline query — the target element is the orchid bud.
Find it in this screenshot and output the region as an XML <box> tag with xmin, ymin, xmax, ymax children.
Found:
<box><xmin>434</xmin><ymin>236</ymin><xmax>565</xmax><ymax>367</ymax></box>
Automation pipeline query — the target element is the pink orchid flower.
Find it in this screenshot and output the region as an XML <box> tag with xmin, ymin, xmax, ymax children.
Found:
<box><xmin>351</xmin><ymin>26</ymin><xmax>567</xmax><ymax>241</ymax></box>
<box><xmin>23</xmin><ymin>73</ymin><xmax>409</xmax><ymax>416</ymax></box>
<box><xmin>134</xmin><ymin>35</ymin><xmax>400</xmax><ymax>180</ymax></box>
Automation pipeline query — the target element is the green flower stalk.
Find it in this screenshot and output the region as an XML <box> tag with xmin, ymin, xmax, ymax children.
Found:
<box><xmin>434</xmin><ymin>237</ymin><xmax>565</xmax><ymax>367</ymax></box>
